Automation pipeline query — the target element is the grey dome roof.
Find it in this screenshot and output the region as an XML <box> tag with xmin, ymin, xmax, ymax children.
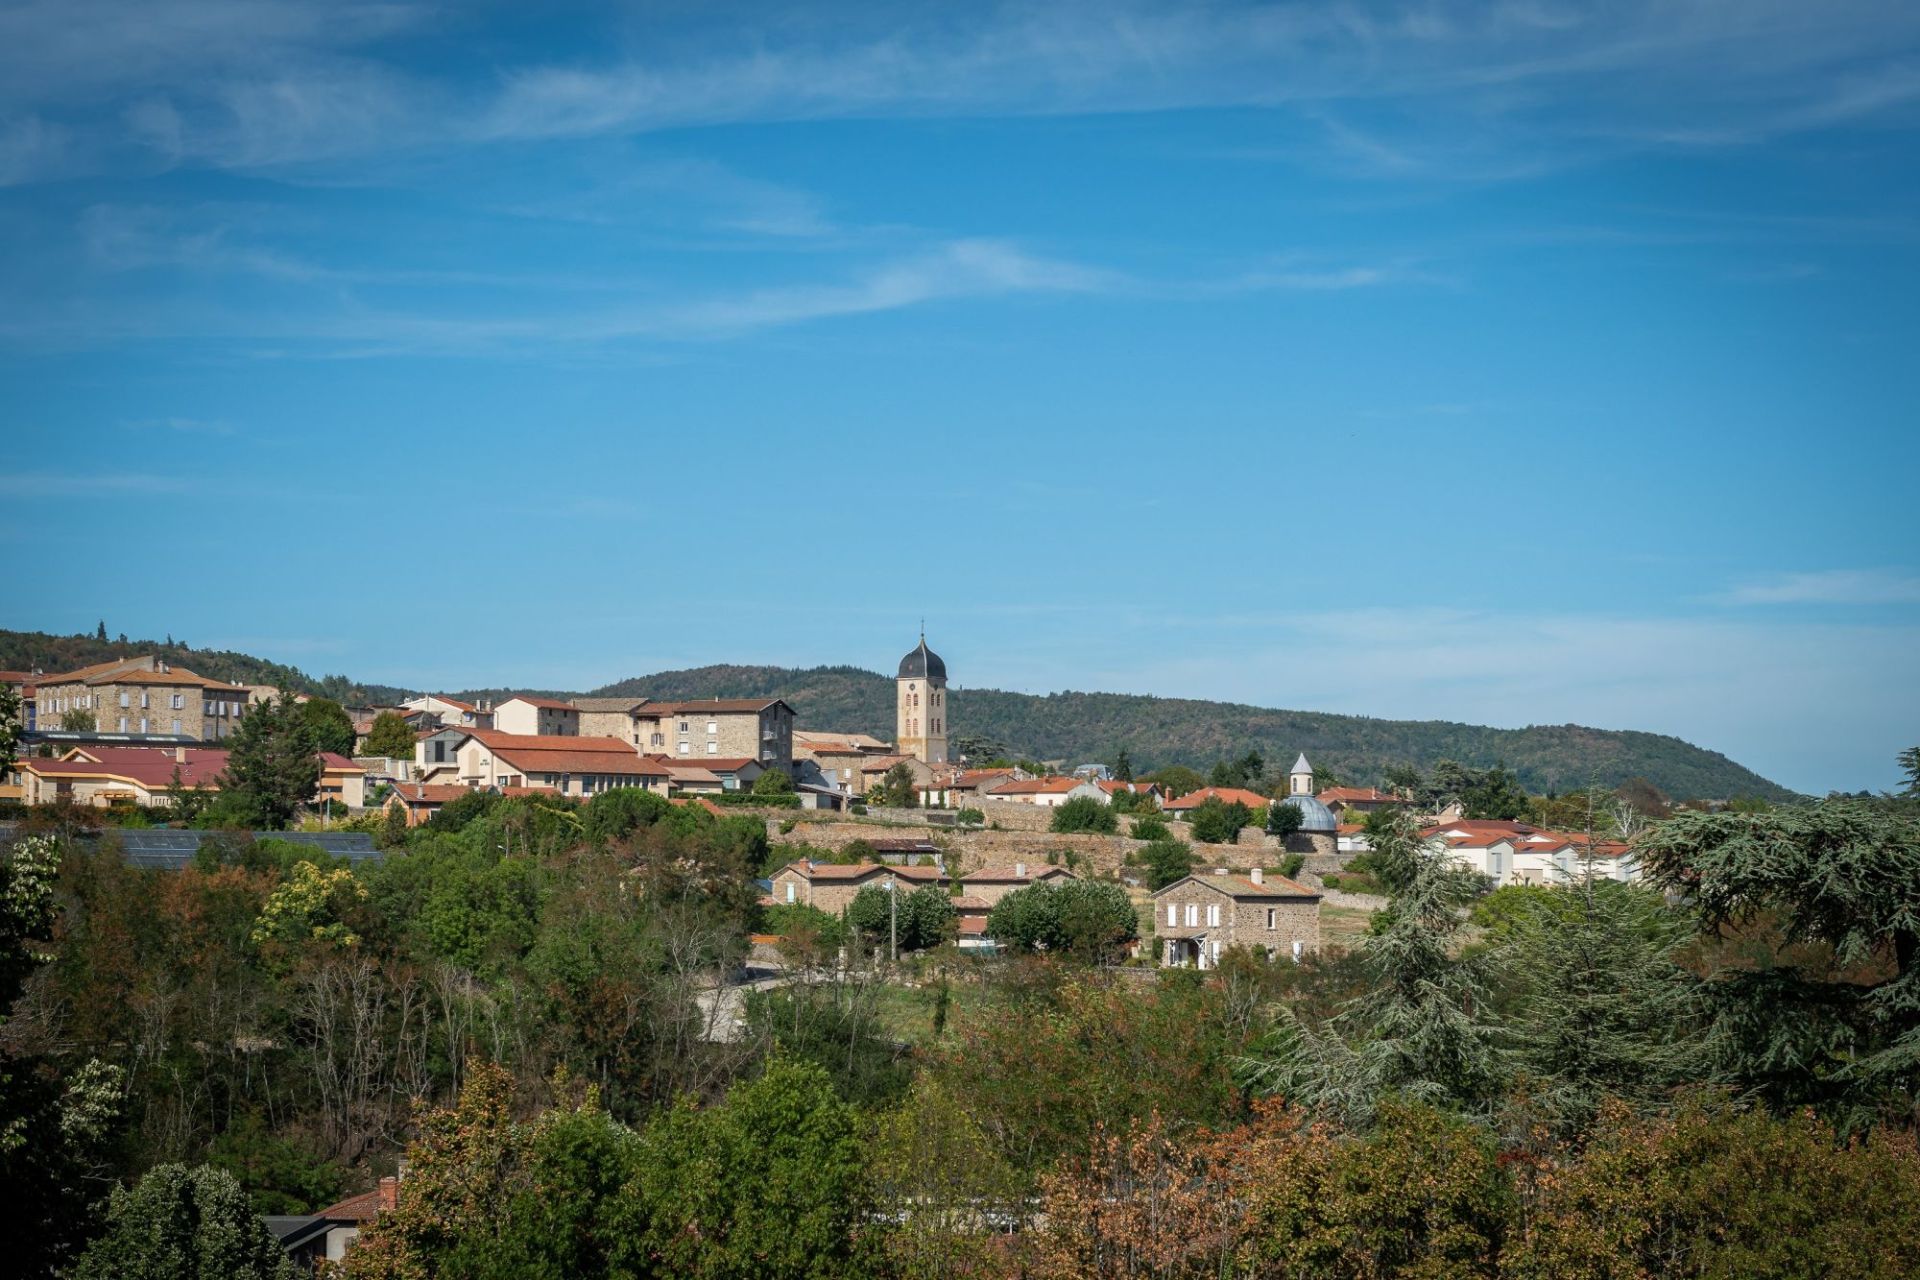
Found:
<box><xmin>1273</xmin><ymin>794</ymin><xmax>1338</xmax><ymax>833</ymax></box>
<box><xmin>898</xmin><ymin>637</ymin><xmax>946</xmax><ymax>680</ymax></box>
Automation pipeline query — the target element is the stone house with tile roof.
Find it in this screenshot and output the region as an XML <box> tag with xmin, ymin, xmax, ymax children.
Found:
<box><xmin>34</xmin><ymin>655</ymin><xmax>253</xmax><ymax>741</ymax></box>
<box><xmin>767</xmin><ymin>859</ymin><xmax>948</xmax><ymax>915</ymax></box>
<box><xmin>1151</xmin><ymin>867</ymin><xmax>1322</xmax><ymax>968</ymax></box>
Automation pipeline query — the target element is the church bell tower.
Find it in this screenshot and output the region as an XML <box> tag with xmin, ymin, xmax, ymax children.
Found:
<box><xmin>896</xmin><ymin>631</ymin><xmax>948</xmax><ymax>764</ymax></box>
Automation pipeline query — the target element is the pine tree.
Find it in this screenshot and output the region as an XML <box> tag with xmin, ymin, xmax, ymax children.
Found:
<box><xmin>218</xmin><ymin>689</ymin><xmax>321</xmax><ymax>830</ymax></box>
<box><xmin>1248</xmin><ymin>806</ymin><xmax>1507</xmax><ymax>1126</ymax></box>
<box><xmin>1499</xmin><ymin>806</ymin><xmax>1711</xmax><ymax>1134</ymax></box>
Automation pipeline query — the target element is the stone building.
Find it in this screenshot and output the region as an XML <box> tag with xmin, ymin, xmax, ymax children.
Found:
<box><xmin>570</xmin><ymin>697</ymin><xmax>650</xmax><ymax>746</ymax></box>
<box><xmin>33</xmin><ymin>655</ymin><xmax>252</xmax><ymax>741</ymax></box>
<box><xmin>896</xmin><ymin>633</ymin><xmax>948</xmax><ymax>764</ymax></box>
<box><xmin>1151</xmin><ymin>867</ymin><xmax>1322</xmax><ymax>968</ymax></box>
<box><xmin>1270</xmin><ymin>753</ymin><xmax>1340</xmax><ymax>855</ymax></box>
<box><xmin>630</xmin><ymin>698</ymin><xmax>795</xmax><ymax>770</ymax></box>
<box><xmin>766</xmin><ymin>860</ymin><xmax>947</xmax><ymax>915</ymax></box>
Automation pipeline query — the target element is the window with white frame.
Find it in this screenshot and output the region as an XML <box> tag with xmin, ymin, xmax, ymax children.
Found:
<box><xmin>1166</xmin><ymin>903</ymin><xmax>1178</xmax><ymax>927</ymax></box>
<box><xmin>1184</xmin><ymin>903</ymin><xmax>1198</xmax><ymax>927</ymax></box>
<box><xmin>171</xmin><ymin>694</ymin><xmax>183</xmax><ymax>710</ymax></box>
<box><xmin>171</xmin><ymin>719</ymin><xmax>182</xmax><ymax>735</ymax></box>
<box><xmin>1206</xmin><ymin>903</ymin><xmax>1221</xmax><ymax>927</ymax></box>
<box><xmin>117</xmin><ymin>717</ymin><xmax>127</xmax><ymax>732</ymax></box>
<box><xmin>706</xmin><ymin>721</ymin><xmax>717</xmax><ymax>735</ymax></box>
<box><xmin>678</xmin><ymin>742</ymin><xmax>690</xmax><ymax>755</ymax></box>
<box><xmin>707</xmin><ymin>742</ymin><xmax>718</xmax><ymax>754</ymax></box>
<box><xmin>119</xmin><ymin>692</ymin><xmax>130</xmax><ymax>708</ymax></box>
<box><xmin>1266</xmin><ymin>908</ymin><xmax>1277</xmax><ymax>929</ymax></box>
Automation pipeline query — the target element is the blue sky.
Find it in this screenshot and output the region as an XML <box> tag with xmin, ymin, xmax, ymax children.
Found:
<box><xmin>3</xmin><ymin>1</ymin><xmax>1917</xmax><ymax>794</ymax></box>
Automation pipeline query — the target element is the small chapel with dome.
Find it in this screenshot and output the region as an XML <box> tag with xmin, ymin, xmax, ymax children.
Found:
<box><xmin>896</xmin><ymin>632</ymin><xmax>948</xmax><ymax>764</ymax></box>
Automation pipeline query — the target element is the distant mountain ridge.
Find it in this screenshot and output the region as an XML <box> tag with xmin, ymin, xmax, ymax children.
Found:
<box><xmin>0</xmin><ymin>629</ymin><xmax>1795</xmax><ymax>801</ymax></box>
<box><xmin>587</xmin><ymin>663</ymin><xmax>1795</xmax><ymax>802</ymax></box>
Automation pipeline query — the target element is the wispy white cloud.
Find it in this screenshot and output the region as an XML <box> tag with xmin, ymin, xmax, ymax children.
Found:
<box><xmin>3</xmin><ymin>2</ymin><xmax>1917</xmax><ymax>185</ymax></box>
<box><xmin>1718</xmin><ymin>568</ymin><xmax>1920</xmax><ymax>606</ymax></box>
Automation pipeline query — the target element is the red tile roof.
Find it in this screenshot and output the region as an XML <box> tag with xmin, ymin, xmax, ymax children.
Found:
<box><xmin>993</xmin><ymin>776</ymin><xmax>1083</xmax><ymax>795</ymax></box>
<box><xmin>1160</xmin><ymin>871</ymin><xmax>1321</xmax><ymax>899</ymax></box>
<box><xmin>1317</xmin><ymin>787</ymin><xmax>1397</xmax><ymax>804</ymax></box>
<box><xmin>26</xmin><ymin>745</ymin><xmax>228</xmax><ymax>789</ymax></box>
<box><xmin>962</xmin><ymin>865</ymin><xmax>1074</xmax><ymax>883</ymax></box>
<box><xmin>1163</xmin><ymin>786</ymin><xmax>1270</xmax><ymax>811</ymax></box>
<box><xmin>638</xmin><ymin>699</ymin><xmax>788</xmax><ymax>716</ymax></box>
<box><xmin>777</xmin><ymin>860</ymin><xmax>945</xmax><ymax>883</ymax></box>
<box><xmin>462</xmin><ymin>731</ymin><xmax>664</xmax><ymax>777</ymax></box>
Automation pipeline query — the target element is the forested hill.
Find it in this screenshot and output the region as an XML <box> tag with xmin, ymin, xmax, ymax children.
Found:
<box><xmin>591</xmin><ymin>663</ymin><xmax>1797</xmax><ymax>802</ymax></box>
<box><xmin>0</xmin><ymin>628</ymin><xmax>410</xmax><ymax>707</ymax></box>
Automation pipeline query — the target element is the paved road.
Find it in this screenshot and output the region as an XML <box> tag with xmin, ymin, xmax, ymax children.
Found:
<box><xmin>694</xmin><ymin>964</ymin><xmax>792</xmax><ymax>1043</ymax></box>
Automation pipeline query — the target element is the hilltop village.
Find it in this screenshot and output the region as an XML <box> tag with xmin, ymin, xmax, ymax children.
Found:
<box><xmin>3</xmin><ymin>633</ymin><xmax>1638</xmax><ymax>972</ymax></box>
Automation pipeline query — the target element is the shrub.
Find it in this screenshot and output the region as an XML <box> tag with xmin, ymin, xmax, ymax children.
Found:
<box><xmin>1141</xmin><ymin>839</ymin><xmax>1195</xmax><ymax>890</ymax></box>
<box><xmin>956</xmin><ymin>808</ymin><xmax>985</xmax><ymax>827</ymax></box>
<box><xmin>1131</xmin><ymin>815</ymin><xmax>1172</xmax><ymax>842</ymax></box>
<box><xmin>1189</xmin><ymin>797</ymin><xmax>1253</xmax><ymax>844</ymax></box>
<box><xmin>1279</xmin><ymin>851</ymin><xmax>1306</xmax><ymax>879</ymax></box>
<box><xmin>1050</xmin><ymin>795</ymin><xmax>1117</xmax><ymax>835</ymax></box>
<box><xmin>1508</xmin><ymin>1099</ymin><xmax>1920</xmax><ymax>1279</ymax></box>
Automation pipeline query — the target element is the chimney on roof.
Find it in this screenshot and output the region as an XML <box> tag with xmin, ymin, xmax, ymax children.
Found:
<box><xmin>377</xmin><ymin>1176</ymin><xmax>399</xmax><ymax>1213</ymax></box>
<box><xmin>175</xmin><ymin>746</ymin><xmax>187</xmax><ymax>764</ymax></box>
<box><xmin>1251</xmin><ymin>867</ymin><xmax>1264</xmax><ymax>885</ymax></box>
<box><xmin>1015</xmin><ymin>861</ymin><xmax>1026</xmax><ymax>877</ymax></box>
<box><xmin>1214</xmin><ymin>866</ymin><xmax>1228</xmax><ymax>875</ymax></box>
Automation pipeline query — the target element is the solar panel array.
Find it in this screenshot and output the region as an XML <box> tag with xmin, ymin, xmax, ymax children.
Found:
<box><xmin>97</xmin><ymin>829</ymin><xmax>381</xmax><ymax>871</ymax></box>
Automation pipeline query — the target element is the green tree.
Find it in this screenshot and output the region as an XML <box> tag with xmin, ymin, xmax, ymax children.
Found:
<box><xmin>1508</xmin><ymin>1099</ymin><xmax>1920</xmax><ymax>1279</ymax></box>
<box><xmin>1143</xmin><ymin>765</ymin><xmax>1204</xmax><ymax>798</ymax></box>
<box><xmin>1462</xmin><ymin>762</ymin><xmax>1530</xmax><ymax>821</ymax></box>
<box><xmin>1130</xmin><ymin>814</ymin><xmax>1171</xmax><ymax>841</ymax></box>
<box><xmin>0</xmin><ymin>682</ymin><xmax>20</xmax><ymax>773</ymax></box>
<box><xmin>988</xmin><ymin>880</ymin><xmax>1137</xmax><ymax>961</ymax></box>
<box><xmin>1498</xmin><ymin>875</ymin><xmax>1711</xmax><ymax>1135</ymax></box>
<box><xmin>617</xmin><ymin>1053</ymin><xmax>876</xmax><ymax>1280</ymax></box>
<box><xmin>361</xmin><ymin>710</ymin><xmax>415</xmax><ymax>759</ymax></box>
<box><xmin>343</xmin><ymin>1064</ymin><xmax>636</xmax><ymax>1280</ymax></box>
<box><xmin>1188</xmin><ymin>796</ymin><xmax>1252</xmax><ymax>844</ymax></box>
<box><xmin>298</xmin><ymin>696</ymin><xmax>357</xmax><ymax>758</ymax></box>
<box><xmin>581</xmin><ymin>786</ymin><xmax>672</xmax><ymax>846</ymax></box>
<box><xmin>899</xmin><ymin>883</ymin><xmax>957</xmax><ymax>950</ymax></box>
<box><xmin>1250</xmin><ymin>807</ymin><xmax>1506</xmax><ymax>1126</ymax></box>
<box><xmin>1140</xmin><ymin>838</ymin><xmax>1195</xmax><ymax>891</ymax></box>
<box><xmin>1113</xmin><ymin>748</ymin><xmax>1133</xmax><ymax>782</ymax></box>
<box><xmin>62</xmin><ymin>707</ymin><xmax>97</xmax><ymax>732</ymax></box>
<box><xmin>752</xmin><ymin>766</ymin><xmax>796</xmax><ymax>795</ymax></box>
<box><xmin>95</xmin><ymin>619</ymin><xmax>107</xmax><ymax>641</ymax></box>
<box><xmin>70</xmin><ymin>1164</ymin><xmax>296</xmax><ymax>1280</ymax></box>
<box><xmin>1902</xmin><ymin>745</ymin><xmax>1920</xmax><ymax>797</ymax></box>
<box><xmin>1266</xmin><ymin>799</ymin><xmax>1305</xmax><ymax>839</ymax></box>
<box><xmin>873</xmin><ymin>762</ymin><xmax>919</xmax><ymax>808</ymax></box>
<box><xmin>218</xmin><ymin>689</ymin><xmax>322</xmax><ymax>829</ymax></box>
<box><xmin>1638</xmin><ymin>800</ymin><xmax>1920</xmax><ymax>1116</ymax></box>
<box><xmin>1049</xmin><ymin>794</ymin><xmax>1117</xmax><ymax>835</ymax></box>
<box><xmin>955</xmin><ymin>807</ymin><xmax>985</xmax><ymax>827</ymax></box>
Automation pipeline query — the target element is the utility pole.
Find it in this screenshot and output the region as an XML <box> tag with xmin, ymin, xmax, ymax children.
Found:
<box><xmin>887</xmin><ymin>876</ymin><xmax>898</xmax><ymax>965</ymax></box>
